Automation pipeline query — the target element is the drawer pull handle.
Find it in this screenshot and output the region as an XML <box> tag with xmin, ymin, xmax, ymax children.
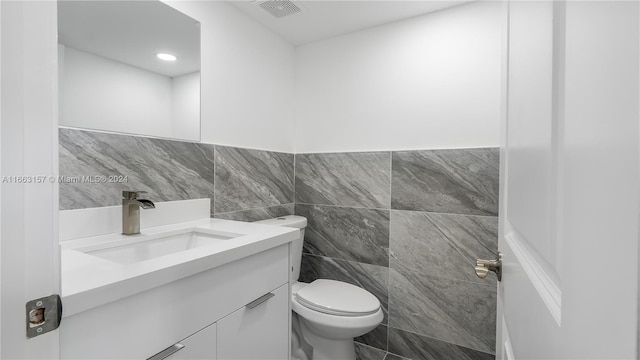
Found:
<box><xmin>147</xmin><ymin>343</ymin><xmax>185</xmax><ymax>360</ymax></box>
<box><xmin>246</xmin><ymin>292</ymin><xmax>275</xmax><ymax>309</ymax></box>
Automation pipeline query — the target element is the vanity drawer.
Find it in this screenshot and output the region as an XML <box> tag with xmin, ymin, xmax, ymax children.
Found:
<box><xmin>60</xmin><ymin>243</ymin><xmax>290</xmax><ymax>359</ymax></box>
<box><xmin>217</xmin><ymin>283</ymin><xmax>289</xmax><ymax>360</ymax></box>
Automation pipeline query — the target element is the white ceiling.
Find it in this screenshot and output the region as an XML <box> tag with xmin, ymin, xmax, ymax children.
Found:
<box><xmin>58</xmin><ymin>1</ymin><xmax>200</xmax><ymax>77</ymax></box>
<box><xmin>227</xmin><ymin>0</ymin><xmax>475</xmax><ymax>46</ymax></box>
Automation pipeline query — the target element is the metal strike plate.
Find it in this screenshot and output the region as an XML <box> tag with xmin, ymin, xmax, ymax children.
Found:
<box><xmin>26</xmin><ymin>294</ymin><xmax>62</xmax><ymax>338</ymax></box>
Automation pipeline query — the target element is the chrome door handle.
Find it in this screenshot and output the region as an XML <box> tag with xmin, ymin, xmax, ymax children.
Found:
<box><xmin>475</xmin><ymin>252</ymin><xmax>502</xmax><ymax>281</ymax></box>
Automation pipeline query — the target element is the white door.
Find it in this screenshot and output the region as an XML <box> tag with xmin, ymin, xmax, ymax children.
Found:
<box><xmin>495</xmin><ymin>1</ymin><xmax>639</xmax><ymax>359</ymax></box>
<box><xmin>1</xmin><ymin>1</ymin><xmax>60</xmax><ymax>359</ymax></box>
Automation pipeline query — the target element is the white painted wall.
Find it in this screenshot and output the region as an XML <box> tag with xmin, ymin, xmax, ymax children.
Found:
<box><xmin>61</xmin><ymin>0</ymin><xmax>495</xmax><ymax>154</ymax></box>
<box><xmin>172</xmin><ymin>71</ymin><xmax>201</xmax><ymax>140</ymax></box>
<box><xmin>59</xmin><ymin>46</ymin><xmax>175</xmax><ymax>139</ymax></box>
<box><xmin>165</xmin><ymin>1</ymin><xmax>296</xmax><ymax>153</ymax></box>
<box><xmin>294</xmin><ymin>1</ymin><xmax>502</xmax><ymax>153</ymax></box>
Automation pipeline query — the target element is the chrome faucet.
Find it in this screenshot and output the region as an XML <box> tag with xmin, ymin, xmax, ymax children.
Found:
<box><xmin>122</xmin><ymin>190</ymin><xmax>155</xmax><ymax>235</ymax></box>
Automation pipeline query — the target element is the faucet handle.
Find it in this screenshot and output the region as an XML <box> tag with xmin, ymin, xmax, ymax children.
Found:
<box><xmin>122</xmin><ymin>190</ymin><xmax>147</xmax><ymax>200</ymax></box>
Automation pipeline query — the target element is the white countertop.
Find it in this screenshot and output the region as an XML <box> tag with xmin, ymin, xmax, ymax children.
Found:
<box><xmin>61</xmin><ymin>218</ymin><xmax>298</xmax><ymax>317</ymax></box>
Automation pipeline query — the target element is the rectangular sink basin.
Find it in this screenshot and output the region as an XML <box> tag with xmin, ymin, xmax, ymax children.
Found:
<box><xmin>79</xmin><ymin>229</ymin><xmax>240</xmax><ymax>265</ymax></box>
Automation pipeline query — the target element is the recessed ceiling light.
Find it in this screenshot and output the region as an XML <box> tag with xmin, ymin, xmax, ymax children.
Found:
<box><xmin>156</xmin><ymin>53</ymin><xmax>177</xmax><ymax>61</ymax></box>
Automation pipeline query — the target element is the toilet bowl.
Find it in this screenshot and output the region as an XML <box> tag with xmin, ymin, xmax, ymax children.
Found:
<box><xmin>292</xmin><ymin>281</ymin><xmax>383</xmax><ymax>360</ymax></box>
<box><xmin>255</xmin><ymin>215</ymin><xmax>383</xmax><ymax>360</ymax></box>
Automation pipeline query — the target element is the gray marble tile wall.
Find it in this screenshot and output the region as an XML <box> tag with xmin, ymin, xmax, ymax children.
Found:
<box><xmin>59</xmin><ymin>128</ymin><xmax>295</xmax><ymax>222</ymax></box>
<box><xmin>59</xmin><ymin>129</ymin><xmax>498</xmax><ymax>359</ymax></box>
<box><xmin>296</xmin><ymin>148</ymin><xmax>499</xmax><ymax>360</ymax></box>
<box><xmin>213</xmin><ymin>145</ymin><xmax>294</xmax><ymax>216</ymax></box>
<box><xmin>59</xmin><ymin>128</ymin><xmax>216</xmax><ymax>210</ymax></box>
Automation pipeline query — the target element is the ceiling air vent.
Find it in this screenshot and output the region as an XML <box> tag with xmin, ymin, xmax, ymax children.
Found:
<box><xmin>256</xmin><ymin>0</ymin><xmax>303</xmax><ymax>18</ymax></box>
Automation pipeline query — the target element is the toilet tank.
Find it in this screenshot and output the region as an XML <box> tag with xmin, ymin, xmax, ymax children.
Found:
<box><xmin>254</xmin><ymin>215</ymin><xmax>307</xmax><ymax>283</ymax></box>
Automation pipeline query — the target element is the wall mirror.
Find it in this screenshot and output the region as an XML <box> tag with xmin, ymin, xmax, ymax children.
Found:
<box><xmin>58</xmin><ymin>1</ymin><xmax>201</xmax><ymax>141</ymax></box>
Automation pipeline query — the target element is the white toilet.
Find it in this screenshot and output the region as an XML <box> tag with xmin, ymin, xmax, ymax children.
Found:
<box><xmin>255</xmin><ymin>215</ymin><xmax>383</xmax><ymax>360</ymax></box>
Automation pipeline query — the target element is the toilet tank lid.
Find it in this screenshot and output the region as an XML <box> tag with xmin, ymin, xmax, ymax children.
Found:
<box><xmin>254</xmin><ymin>215</ymin><xmax>307</xmax><ymax>228</ymax></box>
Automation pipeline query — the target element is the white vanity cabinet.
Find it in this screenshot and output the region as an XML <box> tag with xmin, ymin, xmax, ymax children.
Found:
<box><xmin>158</xmin><ymin>283</ymin><xmax>289</xmax><ymax>360</ymax></box>
<box><xmin>60</xmin><ymin>244</ymin><xmax>290</xmax><ymax>360</ymax></box>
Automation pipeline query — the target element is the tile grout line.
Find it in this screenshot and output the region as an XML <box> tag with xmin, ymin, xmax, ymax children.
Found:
<box><xmin>296</xmin><ymin>201</ymin><xmax>498</xmax><ymax>219</ymax></box>
<box><xmin>293</xmin><ymin>152</ymin><xmax>297</xmax><ymax>209</ymax></box>
<box><xmin>214</xmin><ymin>203</ymin><xmax>296</xmax><ymax>216</ymax></box>
<box><xmin>301</xmin><ymin>252</ymin><xmax>389</xmax><ymax>271</ymax></box>
<box><xmin>210</xmin><ymin>145</ymin><xmax>218</xmax><ymax>218</ymax></box>
<box><xmin>303</xmin><ymin>250</ymin><xmax>494</xmax><ymax>296</ymax></box>
<box><xmin>386</xmin><ymin>314</ymin><xmax>391</xmax><ymax>358</ymax></box>
<box><xmin>389</xmin><ymin>325</ymin><xmax>496</xmax><ymax>357</ymax></box>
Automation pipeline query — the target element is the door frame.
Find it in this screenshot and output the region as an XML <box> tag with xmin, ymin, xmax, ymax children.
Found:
<box><xmin>496</xmin><ymin>0</ymin><xmax>510</xmax><ymax>357</ymax></box>
<box><xmin>1</xmin><ymin>1</ymin><xmax>60</xmax><ymax>358</ymax></box>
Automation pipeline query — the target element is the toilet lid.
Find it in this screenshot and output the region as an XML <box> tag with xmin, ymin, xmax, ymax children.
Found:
<box><xmin>295</xmin><ymin>279</ymin><xmax>380</xmax><ymax>316</ymax></box>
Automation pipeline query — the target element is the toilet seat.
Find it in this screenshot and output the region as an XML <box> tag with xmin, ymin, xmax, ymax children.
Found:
<box><xmin>291</xmin><ymin>281</ymin><xmax>384</xmax><ymax>342</ymax></box>
<box><xmin>295</xmin><ymin>279</ymin><xmax>380</xmax><ymax>317</ymax></box>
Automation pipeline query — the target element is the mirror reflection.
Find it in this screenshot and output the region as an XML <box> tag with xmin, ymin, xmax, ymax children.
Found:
<box><xmin>57</xmin><ymin>1</ymin><xmax>201</xmax><ymax>141</ymax></box>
